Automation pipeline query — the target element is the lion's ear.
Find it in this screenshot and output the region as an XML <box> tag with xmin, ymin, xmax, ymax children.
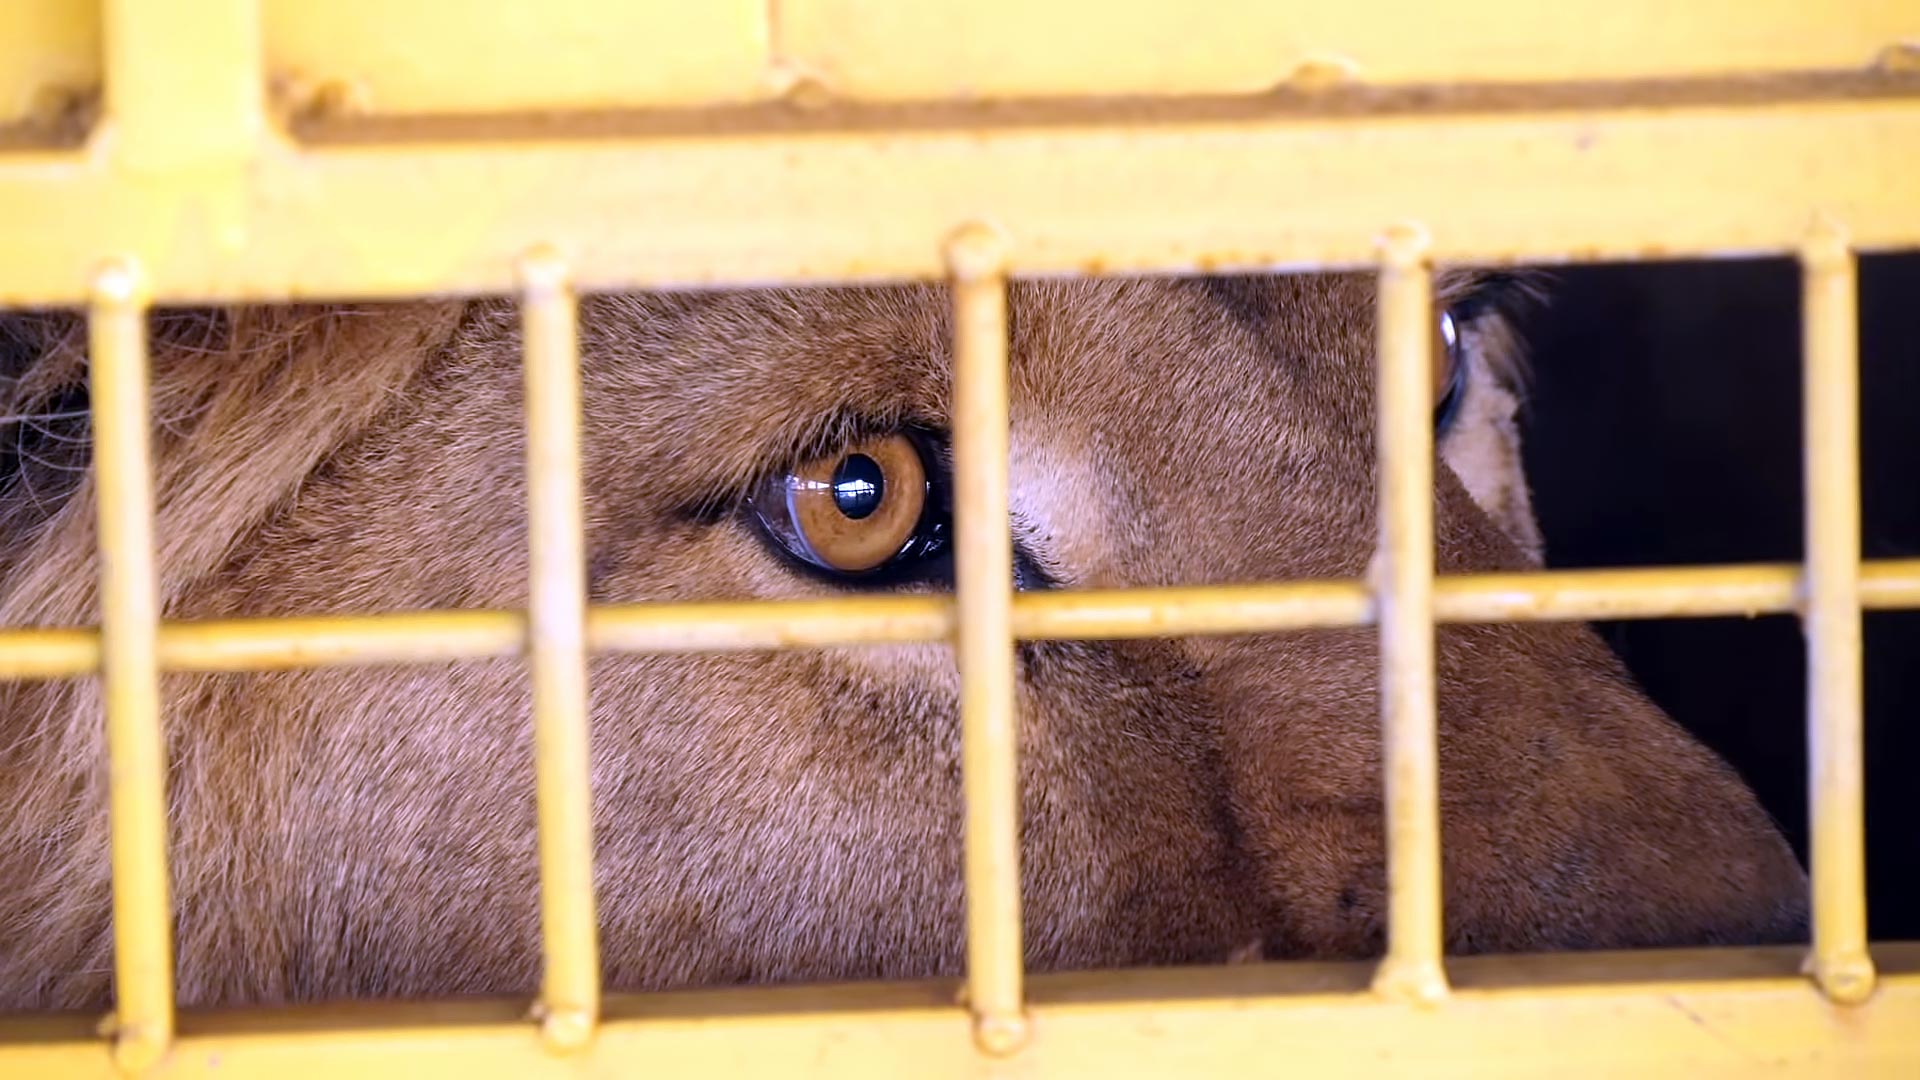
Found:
<box><xmin>1434</xmin><ymin>271</ymin><xmax>1547</xmax><ymax>564</ymax></box>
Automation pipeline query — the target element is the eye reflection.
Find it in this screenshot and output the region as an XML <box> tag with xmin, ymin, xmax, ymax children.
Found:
<box><xmin>830</xmin><ymin>453</ymin><xmax>885</xmax><ymax>520</ymax></box>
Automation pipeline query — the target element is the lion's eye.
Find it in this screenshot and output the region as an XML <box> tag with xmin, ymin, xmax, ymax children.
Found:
<box><xmin>1434</xmin><ymin>307</ymin><xmax>1468</xmax><ymax>434</ymax></box>
<box><xmin>750</xmin><ymin>432</ymin><xmax>948</xmax><ymax>575</ymax></box>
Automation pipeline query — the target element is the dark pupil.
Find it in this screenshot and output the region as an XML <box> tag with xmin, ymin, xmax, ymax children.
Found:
<box><xmin>831</xmin><ymin>453</ymin><xmax>885</xmax><ymax>519</ymax></box>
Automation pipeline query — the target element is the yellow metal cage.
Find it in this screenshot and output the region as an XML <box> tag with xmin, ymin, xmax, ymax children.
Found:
<box><xmin>2</xmin><ymin>1</ymin><xmax>1919</xmax><ymax>1076</ymax></box>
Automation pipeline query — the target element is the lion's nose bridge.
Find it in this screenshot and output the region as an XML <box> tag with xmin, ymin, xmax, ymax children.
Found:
<box><xmin>1008</xmin><ymin>425</ymin><xmax>1378</xmax><ymax>594</ymax></box>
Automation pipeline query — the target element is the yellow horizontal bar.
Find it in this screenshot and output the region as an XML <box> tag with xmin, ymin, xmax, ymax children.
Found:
<box><xmin>2</xmin><ymin>946</ymin><xmax>1917</xmax><ymax>1078</ymax></box>
<box><xmin>0</xmin><ymin>626</ymin><xmax>100</xmax><ymax>676</ymax></box>
<box><xmin>2</xmin><ymin>561</ymin><xmax>1919</xmax><ymax>681</ymax></box>
<box><xmin>166</xmin><ymin>610</ymin><xmax>526</xmax><ymax>670</ymax></box>
<box><xmin>782</xmin><ymin>0</ymin><xmax>1920</xmax><ymax>101</ymax></box>
<box><xmin>3</xmin><ymin>92</ymin><xmax>1920</xmax><ymax>304</ymax></box>
<box><xmin>265</xmin><ymin>1</ymin><xmax>767</xmax><ymax>117</ymax></box>
<box><xmin>6</xmin><ymin>1</ymin><xmax>1912</xmax><ymax>125</ymax></box>
<box><xmin>1013</xmin><ymin>580</ymin><xmax>1373</xmax><ymax>638</ymax></box>
<box><xmin>590</xmin><ymin>597</ymin><xmax>950</xmax><ymax>654</ymax></box>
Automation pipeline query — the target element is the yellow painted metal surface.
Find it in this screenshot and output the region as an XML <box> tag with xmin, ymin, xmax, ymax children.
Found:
<box><xmin>6</xmin><ymin>1</ymin><xmax>1914</xmax><ymax>122</ymax></box>
<box><xmin>517</xmin><ymin>251</ymin><xmax>601</xmax><ymax>1049</ymax></box>
<box><xmin>1802</xmin><ymin>225</ymin><xmax>1875</xmax><ymax>1005</ymax></box>
<box><xmin>4</xmin><ymin>561</ymin><xmax>1920</xmax><ymax>682</ymax></box>
<box><xmin>2</xmin><ymin>1</ymin><xmax>1919</xmax><ymax>1076</ymax></box>
<box><xmin>1</xmin><ymin>948</ymin><xmax>1918</xmax><ymax>1078</ymax></box>
<box><xmin>1369</xmin><ymin>230</ymin><xmax>1446</xmax><ymax>1005</ymax></box>
<box><xmin>0</xmin><ymin>1</ymin><xmax>95</xmax><ymax>128</ymax></box>
<box><xmin>781</xmin><ymin>0</ymin><xmax>1919</xmax><ymax>100</ymax></box>
<box><xmin>265</xmin><ymin>1</ymin><xmax>768</xmax><ymax>115</ymax></box>
<box><xmin>3</xmin><ymin>92</ymin><xmax>1920</xmax><ymax>305</ymax></box>
<box><xmin>88</xmin><ymin>261</ymin><xmax>173</xmax><ymax>1071</ymax></box>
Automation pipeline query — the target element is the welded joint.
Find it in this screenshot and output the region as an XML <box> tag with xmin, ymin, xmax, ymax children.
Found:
<box><xmin>517</xmin><ymin>244</ymin><xmax>571</xmax><ymax>302</ymax></box>
<box><xmin>529</xmin><ymin>1001</ymin><xmax>596</xmax><ymax>1054</ymax></box>
<box><xmin>93</xmin><ymin>257</ymin><xmax>149</xmax><ymax>309</ymax></box>
<box><xmin>946</xmin><ymin>222</ymin><xmax>1011</xmax><ymax>284</ymax></box>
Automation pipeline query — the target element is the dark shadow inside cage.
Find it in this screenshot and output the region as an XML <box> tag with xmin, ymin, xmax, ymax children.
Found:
<box><xmin>1517</xmin><ymin>253</ymin><xmax>1920</xmax><ymax>940</ymax></box>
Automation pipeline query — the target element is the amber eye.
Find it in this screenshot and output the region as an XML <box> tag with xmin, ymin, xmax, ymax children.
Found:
<box><xmin>750</xmin><ymin>433</ymin><xmax>945</xmax><ymax>575</ymax></box>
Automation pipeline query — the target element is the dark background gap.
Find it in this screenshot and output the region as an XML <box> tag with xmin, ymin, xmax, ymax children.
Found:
<box><xmin>1516</xmin><ymin>254</ymin><xmax>1920</xmax><ymax>941</ymax></box>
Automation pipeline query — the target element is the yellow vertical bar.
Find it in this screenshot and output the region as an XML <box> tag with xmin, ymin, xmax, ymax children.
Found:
<box><xmin>946</xmin><ymin>223</ymin><xmax>1028</xmax><ymax>1056</ymax></box>
<box><xmin>91</xmin><ymin>259</ymin><xmax>173</xmax><ymax>1071</ymax></box>
<box><xmin>1369</xmin><ymin>225</ymin><xmax>1448</xmax><ymax>1004</ymax></box>
<box><xmin>518</xmin><ymin>249</ymin><xmax>600</xmax><ymax>1049</ymax></box>
<box><xmin>1801</xmin><ymin>220</ymin><xmax>1875</xmax><ymax>1005</ymax></box>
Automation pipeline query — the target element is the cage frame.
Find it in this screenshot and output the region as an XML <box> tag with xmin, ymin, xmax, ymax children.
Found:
<box><xmin>2</xmin><ymin>1</ymin><xmax>1919</xmax><ymax>1075</ymax></box>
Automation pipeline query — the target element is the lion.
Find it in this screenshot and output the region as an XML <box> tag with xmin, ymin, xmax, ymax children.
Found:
<box><xmin>0</xmin><ymin>274</ymin><xmax>1803</xmax><ymax>1009</ymax></box>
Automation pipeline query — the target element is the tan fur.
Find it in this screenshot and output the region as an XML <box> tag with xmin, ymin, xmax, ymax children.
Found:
<box><xmin>0</xmin><ymin>276</ymin><xmax>1804</xmax><ymax>1011</ymax></box>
